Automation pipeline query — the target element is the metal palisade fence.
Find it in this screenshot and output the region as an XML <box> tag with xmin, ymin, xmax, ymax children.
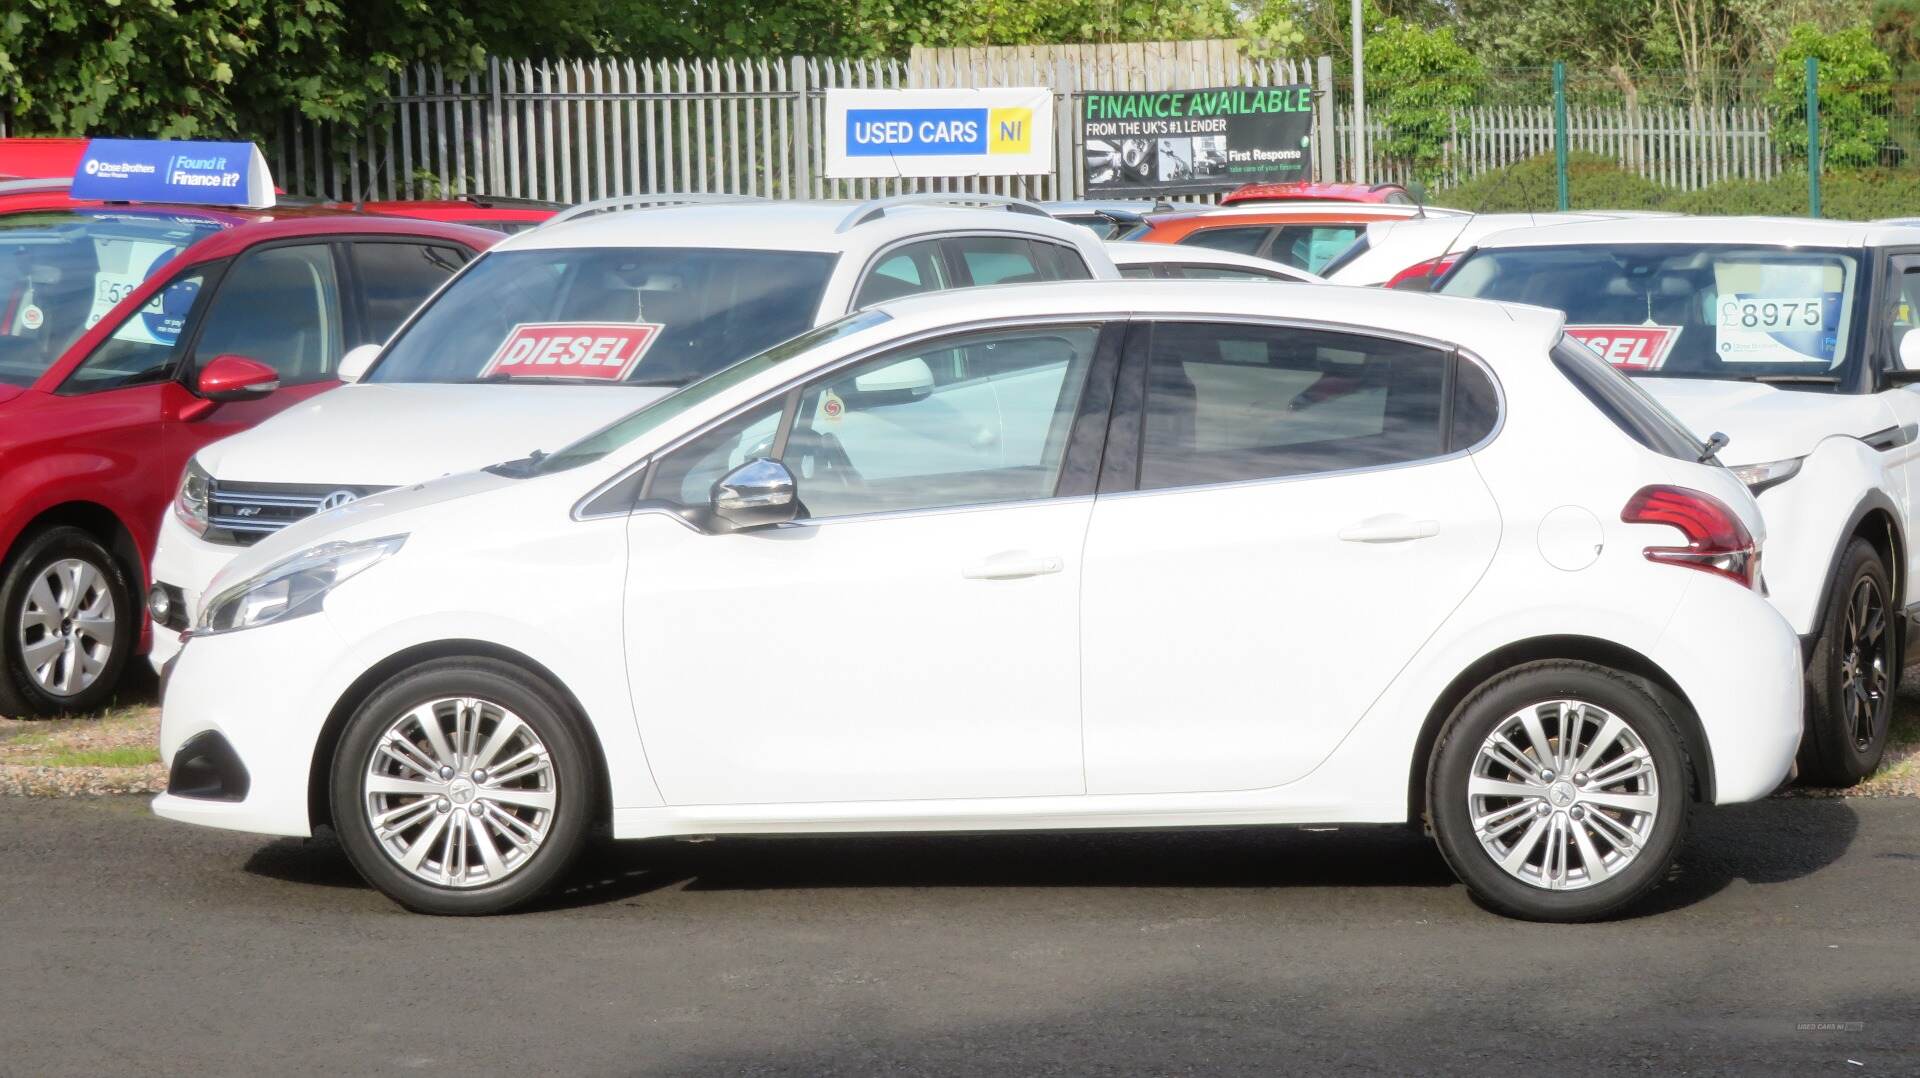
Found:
<box><xmin>273</xmin><ymin>45</ymin><xmax>1333</xmax><ymax>204</ymax></box>
<box><xmin>1334</xmin><ymin>103</ymin><xmax>1782</xmax><ymax>190</ymax></box>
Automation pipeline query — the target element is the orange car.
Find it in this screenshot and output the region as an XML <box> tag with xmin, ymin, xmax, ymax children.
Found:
<box><xmin>1132</xmin><ymin>203</ymin><xmax>1461</xmax><ymax>276</ymax></box>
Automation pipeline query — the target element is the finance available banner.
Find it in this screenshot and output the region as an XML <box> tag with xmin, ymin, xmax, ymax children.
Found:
<box><xmin>1081</xmin><ymin>86</ymin><xmax>1314</xmax><ymax>194</ymax></box>
<box><xmin>826</xmin><ymin>88</ymin><xmax>1055</xmax><ymax>178</ymax></box>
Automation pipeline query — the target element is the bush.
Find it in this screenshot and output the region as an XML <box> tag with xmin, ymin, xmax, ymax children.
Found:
<box><xmin>1437</xmin><ymin>152</ymin><xmax>1920</xmax><ymax>220</ymax></box>
<box><xmin>1437</xmin><ymin>153</ymin><xmax>1667</xmax><ymax>212</ymax></box>
<box><xmin>1767</xmin><ymin>23</ymin><xmax>1896</xmax><ymax>167</ymax></box>
<box><xmin>1367</xmin><ymin>12</ymin><xmax>1482</xmax><ymax>184</ymax></box>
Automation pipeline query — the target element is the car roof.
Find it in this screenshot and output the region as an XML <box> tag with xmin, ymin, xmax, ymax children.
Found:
<box><xmin>1469</xmin><ymin>215</ymin><xmax>1920</xmax><ymax>250</ymax></box>
<box><xmin>496</xmin><ymin>199</ymin><xmax>1100</xmax><ymax>254</ymax></box>
<box><xmin>1145</xmin><ymin>203</ymin><xmax>1462</xmax><ymax>226</ymax></box>
<box><xmin>1105</xmin><ymin>240</ymin><xmax>1321</xmax><ymax>280</ymax></box>
<box><xmin>865</xmin><ymin>278</ymin><xmax>1560</xmax><ymax>357</ymax></box>
<box><xmin>2</xmin><ymin>204</ymin><xmax>502</xmax><ymax>263</ymax></box>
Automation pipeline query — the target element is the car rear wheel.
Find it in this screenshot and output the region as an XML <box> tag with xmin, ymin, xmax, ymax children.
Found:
<box><xmin>1428</xmin><ymin>661</ymin><xmax>1692</xmax><ymax>922</ymax></box>
<box><xmin>1799</xmin><ymin>539</ymin><xmax>1894</xmax><ymax>787</ymax></box>
<box><xmin>0</xmin><ymin>527</ymin><xmax>137</xmax><ymax>718</ymax></box>
<box><xmin>331</xmin><ymin>658</ymin><xmax>595</xmax><ymax>915</ymax></box>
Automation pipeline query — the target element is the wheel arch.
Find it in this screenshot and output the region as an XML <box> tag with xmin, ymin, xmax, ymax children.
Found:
<box><xmin>1</xmin><ymin>501</ymin><xmax>144</xmax><ymax>590</ymax></box>
<box><xmin>1805</xmin><ymin>492</ymin><xmax>1904</xmax><ymax>659</ymax></box>
<box><xmin>1406</xmin><ymin>634</ymin><xmax>1714</xmax><ymax>826</ymax></box>
<box><xmin>307</xmin><ymin>639</ymin><xmax>613</xmax><ymax>832</ymax></box>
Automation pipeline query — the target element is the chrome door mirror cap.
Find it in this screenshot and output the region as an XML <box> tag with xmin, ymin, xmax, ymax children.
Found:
<box><xmin>710</xmin><ymin>458</ymin><xmax>798</xmax><ymax>532</ymax></box>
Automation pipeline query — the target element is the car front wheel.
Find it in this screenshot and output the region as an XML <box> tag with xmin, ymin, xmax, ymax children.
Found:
<box><xmin>1428</xmin><ymin>661</ymin><xmax>1692</xmax><ymax>922</ymax></box>
<box><xmin>1799</xmin><ymin>538</ymin><xmax>1894</xmax><ymax>787</ymax></box>
<box><xmin>0</xmin><ymin>526</ymin><xmax>137</xmax><ymax>718</ymax></box>
<box><xmin>331</xmin><ymin>658</ymin><xmax>595</xmax><ymax>915</ymax></box>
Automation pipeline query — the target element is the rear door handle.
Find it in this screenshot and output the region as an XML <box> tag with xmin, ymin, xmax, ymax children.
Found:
<box><xmin>1338</xmin><ymin>515</ymin><xmax>1440</xmax><ymax>544</ymax></box>
<box><xmin>962</xmin><ymin>553</ymin><xmax>1064</xmax><ymax>580</ymax></box>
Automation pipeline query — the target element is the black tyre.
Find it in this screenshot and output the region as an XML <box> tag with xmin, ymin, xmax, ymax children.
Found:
<box><xmin>0</xmin><ymin>526</ymin><xmax>138</xmax><ymax>718</ymax></box>
<box><xmin>1799</xmin><ymin>539</ymin><xmax>1896</xmax><ymax>787</ymax></box>
<box><xmin>330</xmin><ymin>658</ymin><xmax>595</xmax><ymax>915</ymax></box>
<box><xmin>1428</xmin><ymin>660</ymin><xmax>1693</xmax><ymax>922</ymax></box>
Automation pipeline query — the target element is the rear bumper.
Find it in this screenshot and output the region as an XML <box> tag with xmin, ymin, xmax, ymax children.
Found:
<box><xmin>1656</xmin><ymin>576</ymin><xmax>1804</xmax><ymax>805</ymax></box>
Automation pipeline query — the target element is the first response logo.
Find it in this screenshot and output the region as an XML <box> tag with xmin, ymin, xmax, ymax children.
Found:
<box><xmin>846</xmin><ymin>107</ymin><xmax>1033</xmax><ymax>157</ymax></box>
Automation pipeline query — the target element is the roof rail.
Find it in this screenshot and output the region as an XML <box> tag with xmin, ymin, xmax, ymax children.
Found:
<box><xmin>836</xmin><ymin>193</ymin><xmax>1052</xmax><ymax>234</ymax></box>
<box><xmin>541</xmin><ymin>192</ymin><xmax>767</xmax><ymax>228</ymax></box>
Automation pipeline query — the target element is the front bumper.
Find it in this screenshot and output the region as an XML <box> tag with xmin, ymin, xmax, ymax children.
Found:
<box><xmin>146</xmin><ymin>510</ymin><xmax>249</xmax><ymax>673</ymax></box>
<box><xmin>151</xmin><ymin>612</ymin><xmax>350</xmax><ymax>838</ymax></box>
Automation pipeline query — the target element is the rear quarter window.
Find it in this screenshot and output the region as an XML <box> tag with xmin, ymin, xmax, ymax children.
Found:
<box><xmin>1549</xmin><ymin>336</ymin><xmax>1705</xmax><ymax>460</ymax></box>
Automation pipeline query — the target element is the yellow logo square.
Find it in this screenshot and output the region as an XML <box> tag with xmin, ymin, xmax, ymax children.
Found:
<box><xmin>988</xmin><ymin>108</ymin><xmax>1033</xmax><ymax>154</ymax></box>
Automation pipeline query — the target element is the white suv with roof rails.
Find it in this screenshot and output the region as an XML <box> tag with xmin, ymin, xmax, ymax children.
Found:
<box><xmin>1442</xmin><ymin>215</ymin><xmax>1920</xmax><ymax>785</ymax></box>
<box><xmin>147</xmin><ymin>194</ymin><xmax>1118</xmax><ymax>669</ymax></box>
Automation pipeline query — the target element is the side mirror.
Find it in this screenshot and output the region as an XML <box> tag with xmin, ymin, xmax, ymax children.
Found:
<box><xmin>709</xmin><ymin>458</ymin><xmax>798</xmax><ymax>532</ymax></box>
<box><xmin>337</xmin><ymin>343</ymin><xmax>381</xmax><ymax>384</ymax></box>
<box><xmin>1899</xmin><ymin>332</ymin><xmax>1920</xmax><ymax>373</ymax></box>
<box><xmin>195</xmin><ymin>355</ymin><xmax>280</xmax><ymax>402</ymax></box>
<box><xmin>852</xmin><ymin>356</ymin><xmax>934</xmax><ymax>395</ymax></box>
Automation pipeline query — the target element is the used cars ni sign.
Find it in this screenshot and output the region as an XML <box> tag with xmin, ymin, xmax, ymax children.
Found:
<box><xmin>153</xmin><ymin>281</ymin><xmax>1802</xmax><ymax>921</ymax></box>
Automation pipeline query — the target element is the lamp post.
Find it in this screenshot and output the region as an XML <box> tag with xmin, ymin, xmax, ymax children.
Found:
<box><xmin>1351</xmin><ymin>0</ymin><xmax>1366</xmax><ymax>183</ymax></box>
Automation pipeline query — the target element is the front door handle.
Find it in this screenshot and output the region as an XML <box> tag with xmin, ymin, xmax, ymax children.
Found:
<box><xmin>1338</xmin><ymin>514</ymin><xmax>1440</xmax><ymax>544</ymax></box>
<box><xmin>962</xmin><ymin>553</ymin><xmax>1064</xmax><ymax>580</ymax></box>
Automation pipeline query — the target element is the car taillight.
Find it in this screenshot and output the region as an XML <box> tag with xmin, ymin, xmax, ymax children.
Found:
<box><xmin>1620</xmin><ymin>485</ymin><xmax>1759</xmax><ymax>589</ymax></box>
<box><xmin>1384</xmin><ymin>255</ymin><xmax>1457</xmax><ymax>291</ymax></box>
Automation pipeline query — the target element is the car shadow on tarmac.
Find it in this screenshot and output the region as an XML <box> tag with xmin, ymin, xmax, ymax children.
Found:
<box><xmin>240</xmin><ymin>796</ymin><xmax>1860</xmax><ymax>918</ymax></box>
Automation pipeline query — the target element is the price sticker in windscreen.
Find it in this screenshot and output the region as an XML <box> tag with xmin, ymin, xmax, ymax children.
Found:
<box><xmin>1715</xmin><ymin>293</ymin><xmax>1839</xmax><ymax>364</ymax></box>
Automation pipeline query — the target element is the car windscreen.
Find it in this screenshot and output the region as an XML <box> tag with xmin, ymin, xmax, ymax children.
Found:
<box><xmin>367</xmin><ymin>246</ymin><xmax>837</xmax><ymax>387</ymax></box>
<box><xmin>0</xmin><ymin>210</ymin><xmax>224</xmax><ymax>388</ymax></box>
<box><xmin>1441</xmin><ymin>244</ymin><xmax>1862</xmax><ymax>389</ymax></box>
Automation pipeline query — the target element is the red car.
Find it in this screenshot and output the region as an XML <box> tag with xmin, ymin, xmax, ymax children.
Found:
<box><xmin>0</xmin><ymin>199</ymin><xmax>497</xmax><ymax>716</ymax></box>
<box><xmin>0</xmin><ymin>138</ymin><xmax>89</xmax><ymax>181</ymax></box>
<box><xmin>1221</xmin><ymin>181</ymin><xmax>1418</xmax><ymax>206</ymax></box>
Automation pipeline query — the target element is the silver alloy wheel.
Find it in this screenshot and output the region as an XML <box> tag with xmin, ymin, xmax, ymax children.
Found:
<box><xmin>1468</xmin><ymin>699</ymin><xmax>1660</xmax><ymax>891</ymax></box>
<box><xmin>16</xmin><ymin>557</ymin><xmax>117</xmax><ymax>697</ymax></box>
<box><xmin>363</xmin><ymin>696</ymin><xmax>557</xmax><ymax>888</ymax></box>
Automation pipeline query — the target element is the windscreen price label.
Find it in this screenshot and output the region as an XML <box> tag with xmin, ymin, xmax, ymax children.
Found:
<box><xmin>1565</xmin><ymin>325</ymin><xmax>1682</xmax><ymax>371</ymax></box>
<box><xmin>478</xmin><ymin>322</ymin><xmax>664</xmax><ymax>382</ymax></box>
<box><xmin>1718</xmin><ymin>297</ymin><xmax>1824</xmax><ymax>332</ymax></box>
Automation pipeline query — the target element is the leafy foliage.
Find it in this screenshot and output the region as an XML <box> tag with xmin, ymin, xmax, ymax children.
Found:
<box><xmin>1766</xmin><ymin>22</ymin><xmax>1895</xmax><ymax>166</ymax></box>
<box><xmin>1365</xmin><ymin>8</ymin><xmax>1483</xmax><ymax>182</ymax></box>
<box><xmin>1438</xmin><ymin>150</ymin><xmax>1920</xmax><ymax>218</ymax></box>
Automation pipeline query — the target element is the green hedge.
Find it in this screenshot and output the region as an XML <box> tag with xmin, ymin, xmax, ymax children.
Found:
<box><xmin>1434</xmin><ymin>152</ymin><xmax>1920</xmax><ymax>219</ymax></box>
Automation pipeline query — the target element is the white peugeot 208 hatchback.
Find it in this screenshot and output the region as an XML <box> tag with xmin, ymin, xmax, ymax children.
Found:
<box><xmin>153</xmin><ymin>280</ymin><xmax>1803</xmax><ymax>921</ymax></box>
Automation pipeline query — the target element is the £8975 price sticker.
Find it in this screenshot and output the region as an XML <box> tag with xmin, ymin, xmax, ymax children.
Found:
<box><xmin>1717</xmin><ymin>296</ymin><xmax>1825</xmax><ymax>332</ymax></box>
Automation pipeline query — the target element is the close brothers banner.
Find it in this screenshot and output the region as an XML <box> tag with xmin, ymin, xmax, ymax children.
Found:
<box><xmin>1081</xmin><ymin>86</ymin><xmax>1314</xmax><ymax>194</ymax></box>
<box><xmin>825</xmin><ymin>88</ymin><xmax>1056</xmax><ymax>179</ymax></box>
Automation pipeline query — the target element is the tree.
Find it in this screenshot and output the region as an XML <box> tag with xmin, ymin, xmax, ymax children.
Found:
<box><xmin>1767</xmin><ymin>22</ymin><xmax>1895</xmax><ymax>166</ymax></box>
<box><xmin>1366</xmin><ymin>11</ymin><xmax>1482</xmax><ymax>181</ymax></box>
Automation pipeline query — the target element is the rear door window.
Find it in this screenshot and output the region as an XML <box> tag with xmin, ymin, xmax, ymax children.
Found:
<box><xmin>947</xmin><ymin>236</ymin><xmax>1048</xmax><ymax>286</ymax></box>
<box><xmin>1269</xmin><ymin>226</ymin><xmax>1364</xmax><ymax>274</ymax></box>
<box><xmin>855</xmin><ymin>240</ymin><xmax>949</xmax><ymax>308</ymax></box>
<box><xmin>352</xmin><ymin>241</ymin><xmax>465</xmax><ymax>343</ymax></box>
<box><xmin>1178</xmin><ymin>226</ymin><xmax>1271</xmax><ymax>257</ymax></box>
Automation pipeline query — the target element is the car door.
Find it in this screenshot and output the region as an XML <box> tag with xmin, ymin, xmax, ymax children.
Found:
<box><xmin>1876</xmin><ymin>251</ymin><xmax>1920</xmax><ymax>587</ymax></box>
<box><xmin>1079</xmin><ymin>319</ymin><xmax>1503</xmax><ymax>795</ymax></box>
<box><xmin>622</xmin><ymin>320</ymin><xmax>1121</xmax><ymax>806</ymax></box>
<box><xmin>166</xmin><ymin>240</ymin><xmax>350</xmax><ymax>454</ymax></box>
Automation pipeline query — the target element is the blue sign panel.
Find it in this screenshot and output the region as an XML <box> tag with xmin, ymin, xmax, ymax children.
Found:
<box><xmin>845</xmin><ymin>109</ymin><xmax>990</xmax><ymax>157</ymax></box>
<box><xmin>70</xmin><ymin>139</ymin><xmax>275</xmax><ymax>208</ymax></box>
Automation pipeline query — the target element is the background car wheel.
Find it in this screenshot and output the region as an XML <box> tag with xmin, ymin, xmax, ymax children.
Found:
<box><xmin>1800</xmin><ymin>539</ymin><xmax>1895</xmax><ymax>787</ymax></box>
<box><xmin>330</xmin><ymin>658</ymin><xmax>596</xmax><ymax>915</ymax></box>
<box><xmin>0</xmin><ymin>526</ymin><xmax>137</xmax><ymax>719</ymax></box>
<box><xmin>1428</xmin><ymin>660</ymin><xmax>1692</xmax><ymax>922</ymax></box>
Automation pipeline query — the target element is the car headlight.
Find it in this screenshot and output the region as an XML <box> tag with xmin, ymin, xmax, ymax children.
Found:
<box><xmin>174</xmin><ymin>459</ymin><xmax>211</xmax><ymax>536</ymax></box>
<box><xmin>196</xmin><ymin>535</ymin><xmax>406</xmax><ymax>636</ymax></box>
<box><xmin>1728</xmin><ymin>456</ymin><xmax>1803</xmax><ymax>495</ymax></box>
